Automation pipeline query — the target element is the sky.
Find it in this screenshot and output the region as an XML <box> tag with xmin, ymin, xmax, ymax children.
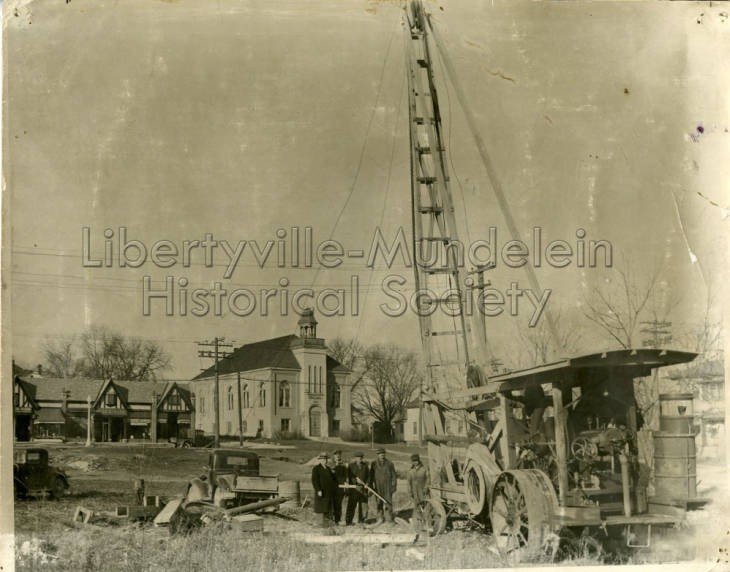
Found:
<box><xmin>4</xmin><ymin>0</ymin><xmax>729</xmax><ymax>379</ymax></box>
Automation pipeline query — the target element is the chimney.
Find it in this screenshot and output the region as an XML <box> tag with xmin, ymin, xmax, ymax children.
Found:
<box><xmin>150</xmin><ymin>391</ymin><xmax>158</xmax><ymax>442</ymax></box>
<box><xmin>37</xmin><ymin>364</ymin><xmax>43</xmax><ymax>376</ymax></box>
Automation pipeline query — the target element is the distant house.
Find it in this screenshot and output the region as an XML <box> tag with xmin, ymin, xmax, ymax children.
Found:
<box><xmin>12</xmin><ymin>376</ymin><xmax>194</xmax><ymax>443</ymax></box>
<box><xmin>191</xmin><ymin>310</ymin><xmax>351</xmax><ymax>439</ymax></box>
<box><xmin>404</xmin><ymin>400</ymin><xmax>470</xmax><ymax>444</ymax></box>
<box><xmin>404</xmin><ymin>400</ymin><xmax>421</xmax><ymax>443</ymax></box>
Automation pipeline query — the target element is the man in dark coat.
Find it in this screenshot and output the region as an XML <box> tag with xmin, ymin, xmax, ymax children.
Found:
<box><xmin>407</xmin><ymin>453</ymin><xmax>429</xmax><ymax>528</ymax></box>
<box><xmin>331</xmin><ymin>450</ymin><xmax>349</xmax><ymax>524</ymax></box>
<box><xmin>311</xmin><ymin>452</ymin><xmax>337</xmax><ymax>526</ymax></box>
<box><xmin>370</xmin><ymin>448</ymin><xmax>397</xmax><ymax>523</ymax></box>
<box><xmin>346</xmin><ymin>451</ymin><xmax>369</xmax><ymax>525</ymax></box>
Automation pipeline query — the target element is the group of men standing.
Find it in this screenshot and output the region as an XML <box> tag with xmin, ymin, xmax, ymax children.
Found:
<box><xmin>311</xmin><ymin>448</ymin><xmax>429</xmax><ymax>527</ymax></box>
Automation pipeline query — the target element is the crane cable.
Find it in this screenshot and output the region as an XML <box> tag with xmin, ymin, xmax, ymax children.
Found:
<box><xmin>427</xmin><ymin>11</ymin><xmax>564</xmax><ymax>355</ymax></box>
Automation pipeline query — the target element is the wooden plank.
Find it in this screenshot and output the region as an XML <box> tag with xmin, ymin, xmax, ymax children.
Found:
<box><xmin>552</xmin><ymin>385</ymin><xmax>569</xmax><ymax>507</ymax></box>
<box><xmin>290</xmin><ymin>533</ymin><xmax>419</xmax><ymax>545</ymax></box>
<box><xmin>421</xmin><ymin>403</ymin><xmax>437</xmax><ymax>436</ymax></box>
<box><xmin>486</xmin><ymin>418</ymin><xmax>503</xmax><ymax>453</ymax></box>
<box><xmin>603</xmin><ymin>513</ymin><xmax>681</xmax><ymax>526</ymax></box>
<box><xmin>498</xmin><ymin>395</ymin><xmax>515</xmax><ymax>469</ymax></box>
<box><xmin>234</xmin><ymin>476</ymin><xmax>278</xmax><ymax>492</ymax></box>
<box><xmin>154</xmin><ymin>497</ymin><xmax>184</xmax><ymax>527</ymax></box>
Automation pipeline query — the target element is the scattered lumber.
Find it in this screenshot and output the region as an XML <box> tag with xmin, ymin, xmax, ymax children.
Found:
<box><xmin>154</xmin><ymin>497</ymin><xmax>184</xmax><ymax>527</ymax></box>
<box><xmin>290</xmin><ymin>532</ymin><xmax>419</xmax><ymax>545</ymax></box>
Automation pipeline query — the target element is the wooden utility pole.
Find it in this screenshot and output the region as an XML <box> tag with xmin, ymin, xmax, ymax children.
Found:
<box><xmin>237</xmin><ymin>371</ymin><xmax>244</xmax><ymax>446</ymax></box>
<box><xmin>198</xmin><ymin>337</ymin><xmax>233</xmax><ymax>448</ymax></box>
<box><xmin>85</xmin><ymin>395</ymin><xmax>92</xmax><ymax>447</ymax></box>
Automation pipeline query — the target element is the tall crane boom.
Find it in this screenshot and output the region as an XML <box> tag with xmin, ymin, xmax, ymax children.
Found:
<box><xmin>405</xmin><ymin>1</ymin><xmax>489</xmax><ymax>425</ymax></box>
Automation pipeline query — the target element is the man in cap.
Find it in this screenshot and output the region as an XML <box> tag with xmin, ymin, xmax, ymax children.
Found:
<box><xmin>346</xmin><ymin>451</ymin><xmax>369</xmax><ymax>525</ymax></box>
<box><xmin>406</xmin><ymin>453</ymin><xmax>429</xmax><ymax>529</ymax></box>
<box><xmin>370</xmin><ymin>448</ymin><xmax>397</xmax><ymax>524</ymax></box>
<box><xmin>331</xmin><ymin>450</ymin><xmax>349</xmax><ymax>524</ymax></box>
<box><xmin>311</xmin><ymin>452</ymin><xmax>337</xmax><ymax>526</ymax></box>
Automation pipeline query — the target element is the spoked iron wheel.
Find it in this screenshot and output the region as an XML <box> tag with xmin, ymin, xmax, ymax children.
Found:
<box><xmin>489</xmin><ymin>470</ymin><xmax>556</xmax><ymax>559</ymax></box>
<box><xmin>490</xmin><ymin>473</ymin><xmax>530</xmax><ymax>552</ymax></box>
<box><xmin>422</xmin><ymin>498</ymin><xmax>448</xmax><ymax>536</ymax></box>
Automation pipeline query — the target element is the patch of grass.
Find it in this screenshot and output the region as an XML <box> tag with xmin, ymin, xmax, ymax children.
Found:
<box><xmin>15</xmin><ymin>524</ymin><xmax>514</xmax><ymax>571</ymax></box>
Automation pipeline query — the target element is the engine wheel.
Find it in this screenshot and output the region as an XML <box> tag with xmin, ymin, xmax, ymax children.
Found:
<box><xmin>571</xmin><ymin>437</ymin><xmax>598</xmax><ymax>461</ymax></box>
<box><xmin>490</xmin><ymin>470</ymin><xmax>556</xmax><ymax>558</ymax></box>
<box><xmin>422</xmin><ymin>498</ymin><xmax>447</xmax><ymax>536</ymax></box>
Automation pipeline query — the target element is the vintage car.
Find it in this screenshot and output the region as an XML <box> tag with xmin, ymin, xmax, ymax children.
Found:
<box><xmin>14</xmin><ymin>448</ymin><xmax>70</xmax><ymax>499</ymax></box>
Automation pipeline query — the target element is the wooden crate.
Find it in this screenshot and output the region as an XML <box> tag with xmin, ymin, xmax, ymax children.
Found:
<box><xmin>230</xmin><ymin>514</ymin><xmax>264</xmax><ymax>532</ymax></box>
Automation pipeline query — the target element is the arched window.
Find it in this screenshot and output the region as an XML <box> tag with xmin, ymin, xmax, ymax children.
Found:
<box><xmin>227</xmin><ymin>386</ymin><xmax>234</xmax><ymax>411</ymax></box>
<box><xmin>279</xmin><ymin>381</ymin><xmax>291</xmax><ymax>408</ymax></box>
<box><xmin>259</xmin><ymin>383</ymin><xmax>266</xmax><ymax>407</ymax></box>
<box><xmin>318</xmin><ymin>366</ymin><xmax>323</xmax><ymax>393</ymax></box>
<box><xmin>242</xmin><ymin>385</ymin><xmax>250</xmax><ymax>408</ymax></box>
<box><xmin>308</xmin><ymin>365</ymin><xmax>312</xmax><ymax>393</ymax></box>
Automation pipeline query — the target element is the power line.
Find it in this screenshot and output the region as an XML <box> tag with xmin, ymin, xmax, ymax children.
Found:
<box><xmin>309</xmin><ymin>24</ymin><xmax>398</xmax><ymax>293</ymax></box>
<box><xmin>12</xmin><ymin>248</ymin><xmax>411</xmax><ymax>271</ymax></box>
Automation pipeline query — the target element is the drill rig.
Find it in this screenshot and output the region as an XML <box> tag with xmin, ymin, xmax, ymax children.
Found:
<box><xmin>404</xmin><ymin>0</ymin><xmax>702</xmax><ymax>557</ymax></box>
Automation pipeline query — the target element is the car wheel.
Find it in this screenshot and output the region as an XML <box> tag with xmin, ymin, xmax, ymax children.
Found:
<box><xmin>50</xmin><ymin>477</ymin><xmax>67</xmax><ymax>500</ymax></box>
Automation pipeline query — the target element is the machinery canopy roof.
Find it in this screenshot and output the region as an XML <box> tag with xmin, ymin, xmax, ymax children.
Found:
<box><xmin>450</xmin><ymin>349</ymin><xmax>697</xmax><ymax>401</ymax></box>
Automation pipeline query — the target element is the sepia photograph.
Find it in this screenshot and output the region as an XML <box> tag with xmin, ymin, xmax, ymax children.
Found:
<box><xmin>2</xmin><ymin>0</ymin><xmax>729</xmax><ymax>570</ymax></box>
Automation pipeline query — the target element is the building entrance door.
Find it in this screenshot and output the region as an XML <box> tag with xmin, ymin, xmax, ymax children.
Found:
<box><xmin>309</xmin><ymin>406</ymin><xmax>321</xmax><ymax>437</ymax></box>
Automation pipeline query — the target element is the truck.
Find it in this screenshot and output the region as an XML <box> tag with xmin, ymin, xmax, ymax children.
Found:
<box><xmin>184</xmin><ymin>449</ymin><xmax>279</xmax><ymax>509</ymax></box>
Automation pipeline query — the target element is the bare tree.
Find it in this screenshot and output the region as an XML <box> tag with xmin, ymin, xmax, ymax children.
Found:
<box><xmin>352</xmin><ymin>344</ymin><xmax>422</xmax><ymax>441</ymax></box>
<box><xmin>679</xmin><ymin>291</ymin><xmax>723</xmax><ymax>359</ymax></box>
<box><xmin>43</xmin><ymin>337</ymin><xmax>84</xmax><ymax>378</ymax></box>
<box><xmin>582</xmin><ymin>260</ymin><xmax>671</xmax><ymax>349</ymax></box>
<box><xmin>328</xmin><ymin>337</ymin><xmax>370</xmax><ymax>386</ymax></box>
<box><xmin>44</xmin><ymin>326</ymin><xmax>171</xmax><ymax>381</ymax></box>
<box><xmin>514</xmin><ymin>308</ymin><xmax>583</xmax><ymax>367</ymax></box>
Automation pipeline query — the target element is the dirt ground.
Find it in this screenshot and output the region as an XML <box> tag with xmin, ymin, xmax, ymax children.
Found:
<box><xmin>12</xmin><ymin>441</ymin><xmax>730</xmax><ymax>570</ymax></box>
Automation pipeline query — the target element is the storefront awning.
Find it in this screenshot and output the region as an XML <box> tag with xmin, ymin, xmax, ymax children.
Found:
<box><xmin>36</xmin><ymin>408</ymin><xmax>65</xmax><ymax>424</ymax></box>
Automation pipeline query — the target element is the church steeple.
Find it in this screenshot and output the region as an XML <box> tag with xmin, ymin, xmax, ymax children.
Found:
<box><xmin>297</xmin><ymin>308</ymin><xmax>318</xmax><ymax>339</ymax></box>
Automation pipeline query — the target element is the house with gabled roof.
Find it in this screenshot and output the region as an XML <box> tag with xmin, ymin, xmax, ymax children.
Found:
<box><xmin>12</xmin><ymin>376</ymin><xmax>195</xmax><ymax>443</ymax></box>
<box><xmin>191</xmin><ymin>310</ymin><xmax>351</xmax><ymax>439</ymax></box>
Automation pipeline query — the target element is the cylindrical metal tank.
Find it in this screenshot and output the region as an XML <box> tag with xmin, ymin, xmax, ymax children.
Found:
<box><xmin>659</xmin><ymin>393</ymin><xmax>694</xmax><ymax>433</ymax></box>
<box><xmin>654</xmin><ymin>394</ymin><xmax>697</xmax><ymax>500</ymax></box>
<box><xmin>653</xmin><ymin>432</ymin><xmax>697</xmax><ymax>499</ymax></box>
